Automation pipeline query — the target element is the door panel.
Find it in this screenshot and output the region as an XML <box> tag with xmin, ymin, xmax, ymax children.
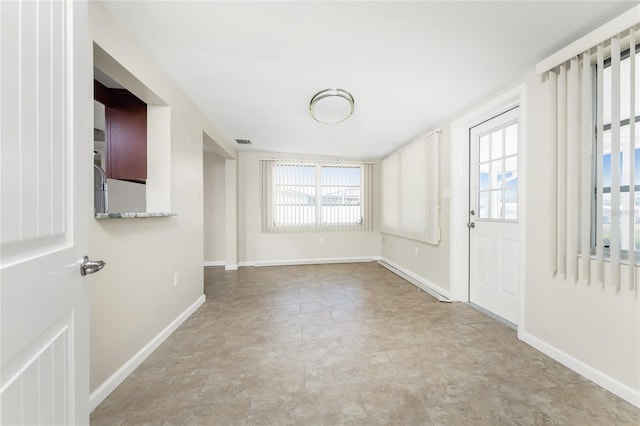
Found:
<box><xmin>469</xmin><ymin>108</ymin><xmax>520</xmax><ymax>324</ymax></box>
<box><xmin>1</xmin><ymin>1</ymin><xmax>91</xmax><ymax>424</ymax></box>
<box><xmin>2</xmin><ymin>321</ymin><xmax>70</xmax><ymax>426</ymax></box>
<box><xmin>477</xmin><ymin>236</ymin><xmax>489</xmax><ymax>285</ymax></box>
<box><xmin>501</xmin><ymin>239</ymin><xmax>518</xmax><ymax>296</ymax></box>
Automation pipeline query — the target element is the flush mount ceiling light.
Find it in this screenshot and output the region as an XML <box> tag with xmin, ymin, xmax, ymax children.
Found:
<box><xmin>309</xmin><ymin>88</ymin><xmax>354</xmax><ymax>124</ymax></box>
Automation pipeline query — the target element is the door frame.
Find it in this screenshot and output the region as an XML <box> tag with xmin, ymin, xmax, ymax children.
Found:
<box><xmin>449</xmin><ymin>83</ymin><xmax>527</xmax><ymax>331</ymax></box>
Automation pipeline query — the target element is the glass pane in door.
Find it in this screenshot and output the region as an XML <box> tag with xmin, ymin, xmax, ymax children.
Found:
<box><xmin>476</xmin><ymin>120</ymin><xmax>518</xmax><ymax>222</ymax></box>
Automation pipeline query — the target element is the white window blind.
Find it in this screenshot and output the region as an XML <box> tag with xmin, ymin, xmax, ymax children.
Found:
<box><xmin>541</xmin><ymin>23</ymin><xmax>639</xmax><ymax>289</ymax></box>
<box><xmin>381</xmin><ymin>152</ymin><xmax>400</xmax><ymax>236</ymax></box>
<box><xmin>381</xmin><ymin>130</ymin><xmax>441</xmax><ymax>245</ymax></box>
<box><xmin>260</xmin><ymin>160</ymin><xmax>372</xmax><ymax>233</ymax></box>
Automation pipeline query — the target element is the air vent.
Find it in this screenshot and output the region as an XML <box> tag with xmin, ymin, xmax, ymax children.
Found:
<box><xmin>235</xmin><ymin>139</ymin><xmax>252</xmax><ymax>145</ymax></box>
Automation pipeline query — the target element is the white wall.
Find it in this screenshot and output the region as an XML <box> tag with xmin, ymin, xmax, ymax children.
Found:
<box><xmin>88</xmin><ymin>1</ymin><xmax>236</xmax><ymax>399</ymax></box>
<box><xmin>521</xmin><ymin>72</ymin><xmax>640</xmax><ymax>402</ymax></box>
<box><xmin>146</xmin><ymin>105</ymin><xmax>172</xmax><ymax>212</ymax></box>
<box><xmin>203</xmin><ymin>152</ymin><xmax>226</xmax><ymax>263</ymax></box>
<box><xmin>238</xmin><ymin>151</ymin><xmax>381</xmax><ymax>265</ymax></box>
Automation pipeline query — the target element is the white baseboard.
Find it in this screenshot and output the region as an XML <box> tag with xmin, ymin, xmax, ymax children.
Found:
<box><xmin>251</xmin><ymin>256</ymin><xmax>379</xmax><ymax>268</ymax></box>
<box><xmin>89</xmin><ymin>294</ymin><xmax>206</xmax><ymax>412</ymax></box>
<box><xmin>378</xmin><ymin>257</ymin><xmax>451</xmax><ymax>302</ymax></box>
<box><xmin>224</xmin><ymin>264</ymin><xmax>238</xmax><ymax>271</ymax></box>
<box><xmin>519</xmin><ymin>329</ymin><xmax>640</xmax><ymax>408</ymax></box>
<box><xmin>203</xmin><ymin>261</ymin><xmax>225</xmax><ymax>267</ymax></box>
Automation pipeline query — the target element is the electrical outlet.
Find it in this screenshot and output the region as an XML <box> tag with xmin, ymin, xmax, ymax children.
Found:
<box><xmin>414</xmin><ymin>247</ymin><xmax>419</xmax><ymax>255</ymax></box>
<box><xmin>174</xmin><ymin>272</ymin><xmax>180</xmax><ymax>287</ymax></box>
<box><xmin>319</xmin><ymin>237</ymin><xmax>325</xmax><ymax>244</ymax></box>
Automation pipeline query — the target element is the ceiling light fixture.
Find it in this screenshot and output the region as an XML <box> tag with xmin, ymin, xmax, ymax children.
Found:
<box><xmin>309</xmin><ymin>88</ymin><xmax>354</xmax><ymax>124</ymax></box>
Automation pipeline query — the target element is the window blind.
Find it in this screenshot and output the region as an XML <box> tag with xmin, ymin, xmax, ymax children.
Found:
<box><xmin>381</xmin><ymin>130</ymin><xmax>441</xmax><ymax>245</ymax></box>
<box><xmin>381</xmin><ymin>152</ymin><xmax>400</xmax><ymax>236</ymax></box>
<box><xmin>542</xmin><ymin>24</ymin><xmax>639</xmax><ymax>289</ymax></box>
<box><xmin>260</xmin><ymin>160</ymin><xmax>372</xmax><ymax>234</ymax></box>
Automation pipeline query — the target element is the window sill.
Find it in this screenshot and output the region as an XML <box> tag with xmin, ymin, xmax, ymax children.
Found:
<box><xmin>95</xmin><ymin>211</ymin><xmax>176</xmax><ymax>220</ymax></box>
<box><xmin>265</xmin><ymin>224</ymin><xmax>369</xmax><ymax>233</ymax></box>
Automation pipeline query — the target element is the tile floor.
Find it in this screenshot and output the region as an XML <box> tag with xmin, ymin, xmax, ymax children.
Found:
<box><xmin>91</xmin><ymin>262</ymin><xmax>639</xmax><ymax>425</ymax></box>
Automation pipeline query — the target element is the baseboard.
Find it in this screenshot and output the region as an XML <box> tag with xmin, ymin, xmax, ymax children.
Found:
<box><xmin>251</xmin><ymin>256</ymin><xmax>378</xmax><ymax>268</ymax></box>
<box><xmin>89</xmin><ymin>294</ymin><xmax>206</xmax><ymax>412</ymax></box>
<box><xmin>378</xmin><ymin>257</ymin><xmax>451</xmax><ymax>302</ymax></box>
<box><xmin>519</xmin><ymin>329</ymin><xmax>640</xmax><ymax>408</ymax></box>
<box><xmin>203</xmin><ymin>261</ymin><xmax>225</xmax><ymax>267</ymax></box>
<box><xmin>224</xmin><ymin>264</ymin><xmax>238</xmax><ymax>271</ymax></box>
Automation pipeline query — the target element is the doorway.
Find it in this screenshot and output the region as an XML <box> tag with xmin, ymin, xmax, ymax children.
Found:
<box><xmin>468</xmin><ymin>107</ymin><xmax>520</xmax><ymax>325</ymax></box>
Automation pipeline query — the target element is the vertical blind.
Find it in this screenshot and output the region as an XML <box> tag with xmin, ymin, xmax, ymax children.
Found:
<box><xmin>260</xmin><ymin>160</ymin><xmax>373</xmax><ymax>233</ymax></box>
<box><xmin>381</xmin><ymin>130</ymin><xmax>441</xmax><ymax>245</ymax></box>
<box><xmin>543</xmin><ymin>24</ymin><xmax>639</xmax><ymax>289</ymax></box>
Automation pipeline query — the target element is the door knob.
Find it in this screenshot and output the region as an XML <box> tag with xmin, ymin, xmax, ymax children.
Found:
<box><xmin>80</xmin><ymin>255</ymin><xmax>106</xmax><ymax>276</ymax></box>
<box><xmin>467</xmin><ymin>222</ymin><xmax>475</xmax><ymax>229</ymax></box>
<box><xmin>470</xmin><ymin>209</ymin><xmax>475</xmax><ymax>216</ymax></box>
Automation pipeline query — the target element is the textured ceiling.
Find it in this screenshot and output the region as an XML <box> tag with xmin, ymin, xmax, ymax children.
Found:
<box><xmin>101</xmin><ymin>1</ymin><xmax>636</xmax><ymax>159</ymax></box>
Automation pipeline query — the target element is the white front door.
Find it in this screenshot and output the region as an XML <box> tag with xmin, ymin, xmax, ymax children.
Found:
<box><xmin>469</xmin><ymin>107</ymin><xmax>520</xmax><ymax>325</ymax></box>
<box><xmin>1</xmin><ymin>1</ymin><xmax>92</xmax><ymax>424</ymax></box>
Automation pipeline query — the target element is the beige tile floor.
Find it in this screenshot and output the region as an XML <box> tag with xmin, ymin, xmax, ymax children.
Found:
<box><xmin>91</xmin><ymin>263</ymin><xmax>640</xmax><ymax>425</ymax></box>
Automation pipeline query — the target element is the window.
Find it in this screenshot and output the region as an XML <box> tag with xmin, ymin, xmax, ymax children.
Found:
<box><xmin>477</xmin><ymin>122</ymin><xmax>518</xmax><ymax>221</ymax></box>
<box><xmin>543</xmin><ymin>25</ymin><xmax>638</xmax><ymax>286</ymax></box>
<box><xmin>260</xmin><ymin>160</ymin><xmax>372</xmax><ymax>233</ymax></box>
<box><xmin>596</xmin><ymin>45</ymin><xmax>640</xmax><ymax>256</ymax></box>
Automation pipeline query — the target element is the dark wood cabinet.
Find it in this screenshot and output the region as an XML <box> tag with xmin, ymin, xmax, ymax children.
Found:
<box><xmin>94</xmin><ymin>80</ymin><xmax>147</xmax><ymax>182</ymax></box>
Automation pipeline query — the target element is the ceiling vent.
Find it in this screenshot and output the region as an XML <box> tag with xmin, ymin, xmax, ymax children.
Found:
<box><xmin>235</xmin><ymin>139</ymin><xmax>252</xmax><ymax>145</ymax></box>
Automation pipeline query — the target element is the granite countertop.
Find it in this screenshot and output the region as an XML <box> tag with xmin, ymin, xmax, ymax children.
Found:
<box><xmin>95</xmin><ymin>212</ymin><xmax>176</xmax><ymax>220</ymax></box>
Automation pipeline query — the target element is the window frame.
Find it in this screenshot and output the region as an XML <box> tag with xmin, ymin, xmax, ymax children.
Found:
<box><xmin>592</xmin><ymin>45</ymin><xmax>640</xmax><ymax>260</ymax></box>
<box><xmin>266</xmin><ymin>160</ymin><xmax>369</xmax><ymax>232</ymax></box>
<box><xmin>474</xmin><ymin>119</ymin><xmax>519</xmax><ymax>223</ymax></box>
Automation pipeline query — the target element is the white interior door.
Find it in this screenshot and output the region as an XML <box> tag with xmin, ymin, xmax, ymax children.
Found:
<box><xmin>469</xmin><ymin>107</ymin><xmax>520</xmax><ymax>325</ymax></box>
<box><xmin>1</xmin><ymin>1</ymin><xmax>92</xmax><ymax>424</ymax></box>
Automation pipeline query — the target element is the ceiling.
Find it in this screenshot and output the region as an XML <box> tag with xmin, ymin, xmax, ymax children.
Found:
<box><xmin>101</xmin><ymin>1</ymin><xmax>636</xmax><ymax>159</ymax></box>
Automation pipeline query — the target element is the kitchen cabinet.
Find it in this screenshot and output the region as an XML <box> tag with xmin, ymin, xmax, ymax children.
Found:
<box><xmin>94</xmin><ymin>80</ymin><xmax>147</xmax><ymax>182</ymax></box>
